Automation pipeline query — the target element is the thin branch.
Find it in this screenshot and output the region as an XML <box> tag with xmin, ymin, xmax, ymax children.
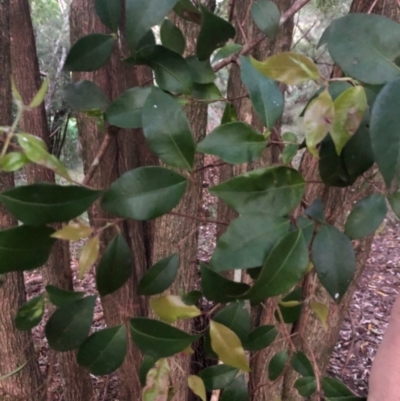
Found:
<box><xmin>168</xmin><ymin>211</ymin><xmax>229</xmax><ymax>226</ymax></box>
<box><xmin>367</xmin><ymin>0</ymin><xmax>379</xmax><ymax>13</ymax></box>
<box><xmin>194</xmin><ymin>162</ymin><xmax>227</xmax><ymax>174</ymax></box>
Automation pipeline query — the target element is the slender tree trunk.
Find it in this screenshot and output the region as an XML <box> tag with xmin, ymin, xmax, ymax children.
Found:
<box><xmin>0</xmin><ymin>1</ymin><xmax>43</xmax><ymax>399</ymax></box>
<box><xmin>69</xmin><ymin>1</ymin><xmax>155</xmax><ymax>399</ymax></box>
<box><xmin>9</xmin><ymin>0</ymin><xmax>93</xmax><ymax>399</ymax></box>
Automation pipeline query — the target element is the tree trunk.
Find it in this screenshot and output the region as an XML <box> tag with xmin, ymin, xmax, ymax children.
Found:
<box><xmin>9</xmin><ymin>0</ymin><xmax>93</xmax><ymax>399</ymax></box>
<box><xmin>69</xmin><ymin>1</ymin><xmax>155</xmax><ymax>399</ymax></box>
<box><xmin>0</xmin><ymin>1</ymin><xmax>43</xmax><ymax>399</ymax></box>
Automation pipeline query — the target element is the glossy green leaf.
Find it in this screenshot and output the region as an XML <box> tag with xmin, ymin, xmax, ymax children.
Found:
<box><xmin>138</xmin><ymin>45</ymin><xmax>193</xmax><ymax>94</ymax></box>
<box><xmin>312</xmin><ymin>225</ymin><xmax>355</xmax><ymax>303</ymax></box>
<box><xmin>46</xmin><ymin>285</ymin><xmax>85</xmax><ymax>308</ymax></box>
<box><xmin>0</xmin><ymin>152</ymin><xmax>30</xmax><ymax>172</ymax></box>
<box><xmin>196</xmin><ymin>5</ymin><xmax>235</xmax><ymax>61</ymax></box>
<box><xmin>143</xmin><ymin>88</ymin><xmax>195</xmax><ymax>169</ymax></box>
<box><xmin>291</xmin><ymin>352</ymin><xmax>314</xmax><ymax>377</ymax></box>
<box><xmin>200</xmin><ymin>263</ymin><xmax>250</xmax><ymax>303</ymax></box>
<box><xmin>211</xmin><ymin>213</ymin><xmax>289</xmax><ymax>271</ymax></box>
<box><xmin>64</xmin><ymin>81</ymin><xmax>110</xmax><ymax>112</ymax></box>
<box><xmin>45</xmin><ymin>296</ymin><xmax>96</xmax><ymax>351</ymax></box>
<box><xmin>268</xmin><ymin>350</ymin><xmax>289</xmax><ymax>381</ymax></box>
<box><xmin>212</xmin><ymin>43</ymin><xmax>242</xmax><ymax>65</ymax></box>
<box><xmin>304</xmin><ymin>90</ymin><xmax>335</xmax><ymax>157</ymax></box>
<box><xmin>173</xmin><ymin>0</ymin><xmax>201</xmax><ymax>24</ymax></box>
<box><xmin>150</xmin><ymin>295</ymin><xmax>201</xmax><ymax>323</ymax></box>
<box><xmin>197</xmin><ymin>122</ymin><xmax>266</xmax><ymax>164</ymax></box>
<box><xmin>96</xmin><ymin>234</ymin><xmax>133</xmax><ymax>296</ymax></box>
<box><xmin>137</xmin><ymin>254</ymin><xmax>179</xmax><ymax>296</ymax></box>
<box><xmin>140</xmin><ymin>355</ymin><xmax>157</xmax><ymax>386</ymax></box>
<box><xmin>247</xmin><ymin>230</ymin><xmax>309</xmax><ymax>303</ymax></box>
<box><xmin>388</xmin><ymin>192</ymin><xmax>400</xmax><ymax>219</ymax></box>
<box><xmin>0</xmin><ymin>183</ymin><xmax>101</xmax><ymax>226</ymax></box>
<box><xmin>240</xmin><ymin>56</ymin><xmax>284</xmax><ymax>129</ymax></box>
<box><xmin>188</xmin><ymin>376</ymin><xmax>206</xmax><ymax>401</ymax></box>
<box><xmin>0</xmin><ymin>225</ymin><xmax>55</xmax><ymax>274</ymax></box>
<box><xmin>181</xmin><ymin>290</ymin><xmax>202</xmax><ymax>306</ymax></box>
<box><xmin>323</xmin><ymin>377</ymin><xmax>362</xmax><ymax>400</ymax></box>
<box><xmin>143</xmin><ymin>358</ymin><xmax>170</xmax><ymax>401</ymax></box>
<box><xmin>245</xmin><ymin>325</ymin><xmax>277</xmax><ymax>351</ymax></box>
<box><xmin>370</xmin><ymin>77</ymin><xmax>400</xmax><ymax>187</ymax></box>
<box><xmin>64</xmin><ymin>34</ymin><xmax>115</xmax><ymax>72</ymax></box>
<box><xmin>210</xmin><ymin>166</ymin><xmax>305</xmax><ymax>216</ymax></box>
<box><xmin>325</xmin><ymin>14</ymin><xmax>400</xmax><ymax>85</ymax></box>
<box><xmin>281</xmin><ymin>144</ymin><xmax>298</xmax><ymax>164</ymax></box>
<box><xmin>251</xmin><ymin>53</ymin><xmax>320</xmax><ymax>85</ymax></box>
<box><xmin>130</xmin><ymin>318</ymin><xmax>200</xmax><ymax>358</ymax></box>
<box><xmin>297</xmin><ymin>217</ymin><xmax>315</xmax><ymax>247</ymax></box>
<box><xmin>221</xmin><ymin>102</ymin><xmax>238</xmax><ymax>124</ymax></box>
<box><xmin>210</xmin><ymin>321</ymin><xmax>250</xmax><ymax>372</ymax></box>
<box><xmin>95</xmin><ymin>0</ymin><xmax>121</xmax><ymax>32</ymax></box>
<box><xmin>220</xmin><ymin>375</ymin><xmax>248</xmax><ymax>401</ymax></box>
<box><xmin>192</xmin><ymin>83</ymin><xmax>222</xmax><ymax>102</ymax></box>
<box><xmin>78</xmin><ymin>237</ymin><xmax>99</xmax><ymax>278</ymax></box>
<box><xmin>160</xmin><ymin>19</ymin><xmax>185</xmax><ymax>55</ymax></box>
<box><xmin>295</xmin><ymin>377</ymin><xmax>317</xmax><ymax>397</ymax></box>
<box><xmin>251</xmin><ymin>0</ymin><xmax>280</xmax><ymax>39</ymax></box>
<box><xmin>105</xmin><ymin>87</ymin><xmax>151</xmax><ymax>128</ymax></box>
<box><xmin>198</xmin><ymin>365</ymin><xmax>238</xmax><ymax>390</ymax></box>
<box><xmin>276</xmin><ymin>287</ymin><xmax>303</xmax><ymax>324</ymax></box>
<box><xmin>15</xmin><ymin>295</ymin><xmax>45</xmax><ymax>331</ymax></box>
<box><xmin>186</xmin><ymin>56</ymin><xmax>216</xmax><ymax>84</ymax></box>
<box><xmin>101</xmin><ymin>166</ymin><xmax>187</xmax><ymax>220</ymax></box>
<box><xmin>331</xmin><ymin>86</ymin><xmax>367</xmax><ymax>155</ymax></box>
<box><xmin>125</xmin><ymin>0</ymin><xmax>179</xmax><ymax>51</ymax></box>
<box><xmin>310</xmin><ymin>301</ymin><xmax>329</xmax><ymax>331</ymax></box>
<box><xmin>77</xmin><ymin>325</ymin><xmax>127</xmax><ymax>375</ymax></box>
<box><xmin>344</xmin><ymin>194</ymin><xmax>387</xmax><ymax>239</ymax></box>
<box><xmin>29</xmin><ymin>77</ymin><xmax>49</xmax><ymax>108</ymax></box>
<box><xmin>305</xmin><ymin>198</ymin><xmax>326</xmax><ymax>223</ymax></box>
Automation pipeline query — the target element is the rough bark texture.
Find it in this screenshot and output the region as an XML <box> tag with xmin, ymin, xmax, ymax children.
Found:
<box><xmin>69</xmin><ymin>1</ymin><xmax>155</xmax><ymax>399</ymax></box>
<box><xmin>0</xmin><ymin>1</ymin><xmax>43</xmax><ymax>399</ymax></box>
<box><xmin>9</xmin><ymin>0</ymin><xmax>93</xmax><ymax>399</ymax></box>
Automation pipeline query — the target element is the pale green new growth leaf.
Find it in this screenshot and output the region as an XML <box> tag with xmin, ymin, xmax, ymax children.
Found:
<box><xmin>188</xmin><ymin>376</ymin><xmax>206</xmax><ymax>401</ymax></box>
<box><xmin>78</xmin><ymin>236</ymin><xmax>100</xmax><ymax>279</ymax></box>
<box><xmin>29</xmin><ymin>77</ymin><xmax>49</xmax><ymax>108</ymax></box>
<box><xmin>310</xmin><ymin>301</ymin><xmax>329</xmax><ymax>331</ymax></box>
<box><xmin>150</xmin><ymin>295</ymin><xmax>201</xmax><ymax>323</ymax></box>
<box><xmin>0</xmin><ymin>152</ymin><xmax>30</xmax><ymax>172</ymax></box>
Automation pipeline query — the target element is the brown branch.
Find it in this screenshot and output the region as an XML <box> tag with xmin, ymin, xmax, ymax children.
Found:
<box><xmin>168</xmin><ymin>211</ymin><xmax>229</xmax><ymax>226</ymax></box>
<box><xmin>194</xmin><ymin>162</ymin><xmax>227</xmax><ymax>173</ymax></box>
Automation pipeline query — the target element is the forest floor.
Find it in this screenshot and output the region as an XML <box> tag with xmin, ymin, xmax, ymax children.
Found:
<box><xmin>22</xmin><ymin>163</ymin><xmax>400</xmax><ymax>399</ymax></box>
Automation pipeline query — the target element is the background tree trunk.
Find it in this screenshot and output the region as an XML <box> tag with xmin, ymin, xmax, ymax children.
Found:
<box><xmin>0</xmin><ymin>1</ymin><xmax>43</xmax><ymax>399</ymax></box>
<box><xmin>69</xmin><ymin>1</ymin><xmax>155</xmax><ymax>398</ymax></box>
<box><xmin>9</xmin><ymin>0</ymin><xmax>93</xmax><ymax>399</ymax></box>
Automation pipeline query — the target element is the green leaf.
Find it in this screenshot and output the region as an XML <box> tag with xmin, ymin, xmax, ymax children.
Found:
<box><xmin>150</xmin><ymin>295</ymin><xmax>201</xmax><ymax>323</ymax></box>
<box><xmin>210</xmin><ymin>166</ymin><xmax>305</xmax><ymax>216</ymax></box>
<box><xmin>64</xmin><ymin>81</ymin><xmax>110</xmax><ymax>113</ymax></box>
<box><xmin>51</xmin><ymin>223</ymin><xmax>93</xmax><ymax>241</ymax></box>
<box><xmin>143</xmin><ymin>358</ymin><xmax>170</xmax><ymax>401</ymax></box>
<box><xmin>312</xmin><ymin>225</ymin><xmax>355</xmax><ymax>303</ymax></box>
<box><xmin>130</xmin><ymin>318</ymin><xmax>200</xmax><ymax>358</ymax></box>
<box><xmin>137</xmin><ymin>254</ymin><xmax>179</xmax><ymax>296</ymax></box>
<box><xmin>77</xmin><ymin>325</ymin><xmax>127</xmax><ymax>375</ymax></box>
<box><xmin>105</xmin><ymin>87</ymin><xmax>151</xmax><ymax>128</ymax></box>
<box><xmin>77</xmin><ymin>236</ymin><xmax>99</xmax><ymax>279</ymax></box>
<box><xmin>140</xmin><ymin>355</ymin><xmax>157</xmax><ymax>386</ymax></box>
<box><xmin>173</xmin><ymin>0</ymin><xmax>201</xmax><ymax>24</ymax></box>
<box><xmin>251</xmin><ymin>53</ymin><xmax>321</xmax><ymax>85</ymax></box>
<box><xmin>323</xmin><ymin>377</ymin><xmax>362</xmax><ymax>400</ymax></box>
<box><xmin>15</xmin><ymin>295</ymin><xmax>45</xmax><ymax>331</ymax></box>
<box><xmin>247</xmin><ymin>229</ymin><xmax>309</xmax><ymax>303</ymax></box>
<box><xmin>46</xmin><ymin>285</ymin><xmax>85</xmax><ymax>307</ymax></box>
<box><xmin>192</xmin><ymin>83</ymin><xmax>222</xmax><ymax>102</ymax></box>
<box><xmin>96</xmin><ymin>234</ymin><xmax>133</xmax><ymax>296</ymax></box>
<box><xmin>200</xmin><ymin>263</ymin><xmax>250</xmax><ymax>303</ymax></box>
<box><xmin>186</xmin><ymin>56</ymin><xmax>216</xmax><ymax>84</ymax></box>
<box><xmin>345</xmin><ymin>194</ymin><xmax>387</xmax><ymax>239</ymax></box>
<box><xmin>268</xmin><ymin>350</ymin><xmax>289</xmax><ymax>381</ymax></box>
<box><xmin>331</xmin><ymin>86</ymin><xmax>367</xmax><ymax>155</ymax></box>
<box><xmin>388</xmin><ymin>192</ymin><xmax>400</xmax><ymax>219</ymax></box>
<box><xmin>251</xmin><ymin>0</ymin><xmax>280</xmax><ymax>39</ymax></box>
<box><xmin>197</xmin><ymin>122</ymin><xmax>266</xmax><ymax>164</ymax></box>
<box><xmin>276</xmin><ymin>287</ymin><xmax>303</xmax><ymax>324</ymax></box>
<box><xmin>240</xmin><ymin>56</ymin><xmax>284</xmax><ymax>129</ymax></box>
<box><xmin>0</xmin><ymin>152</ymin><xmax>30</xmax><ymax>172</ymax></box>
<box><xmin>281</xmin><ymin>144</ymin><xmax>298</xmax><ymax>165</ymax></box>
<box><xmin>310</xmin><ymin>301</ymin><xmax>329</xmax><ymax>331</ymax></box>
<box><xmin>29</xmin><ymin>77</ymin><xmax>49</xmax><ymax>108</ymax></box>
<box><xmin>196</xmin><ymin>5</ymin><xmax>235</xmax><ymax>61</ymax></box>
<box><xmin>95</xmin><ymin>0</ymin><xmax>122</xmax><ymax>32</ymax></box>
<box><xmin>142</xmin><ymin>88</ymin><xmax>195</xmax><ymax>169</ymax></box>
<box><xmin>181</xmin><ymin>290</ymin><xmax>202</xmax><ymax>305</ymax></box>
<box><xmin>210</xmin><ymin>321</ymin><xmax>250</xmax><ymax>372</ymax></box>
<box><xmin>188</xmin><ymin>376</ymin><xmax>206</xmax><ymax>401</ymax></box>
<box><xmin>0</xmin><ymin>183</ymin><xmax>101</xmax><ymax>226</ymax></box>
<box><xmin>305</xmin><ymin>198</ymin><xmax>326</xmax><ymax>223</ymax></box>
<box><xmin>325</xmin><ymin>14</ymin><xmax>400</xmax><ymax>85</ymax></box>
<box><xmin>64</xmin><ymin>34</ymin><xmax>115</xmax><ymax>72</ymax></box>
<box><xmin>125</xmin><ymin>0</ymin><xmax>179</xmax><ymax>51</ymax></box>
<box><xmin>212</xmin><ymin>43</ymin><xmax>242</xmax><ymax>65</ymax></box>
<box><xmin>291</xmin><ymin>352</ymin><xmax>314</xmax><ymax>377</ymax></box>
<box><xmin>101</xmin><ymin>166</ymin><xmax>187</xmax><ymax>220</ymax></box>
<box><xmin>304</xmin><ymin>90</ymin><xmax>335</xmax><ymax>157</ymax></box>
<box><xmin>220</xmin><ymin>375</ymin><xmax>249</xmax><ymax>401</ymax></box>
<box><xmin>0</xmin><ymin>225</ymin><xmax>55</xmax><ymax>274</ymax></box>
<box><xmin>295</xmin><ymin>377</ymin><xmax>317</xmax><ymax>397</ymax></box>
<box><xmin>45</xmin><ymin>296</ymin><xmax>96</xmax><ymax>351</ymax></box>
<box><xmin>211</xmin><ymin>213</ymin><xmax>289</xmax><ymax>271</ymax></box>
<box><xmin>245</xmin><ymin>325</ymin><xmax>277</xmax><ymax>351</ymax></box>
<box><xmin>221</xmin><ymin>102</ymin><xmax>238</xmax><ymax>124</ymax></box>
<box><xmin>138</xmin><ymin>46</ymin><xmax>193</xmax><ymax>94</ymax></box>
<box><xmin>213</xmin><ymin>302</ymin><xmax>250</xmax><ymax>343</ymax></box>
<box><xmin>160</xmin><ymin>19</ymin><xmax>185</xmax><ymax>55</ymax></box>
<box><xmin>198</xmin><ymin>365</ymin><xmax>238</xmax><ymax>390</ymax></box>
<box><xmin>370</xmin><ymin>77</ymin><xmax>400</xmax><ymax>187</ymax></box>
